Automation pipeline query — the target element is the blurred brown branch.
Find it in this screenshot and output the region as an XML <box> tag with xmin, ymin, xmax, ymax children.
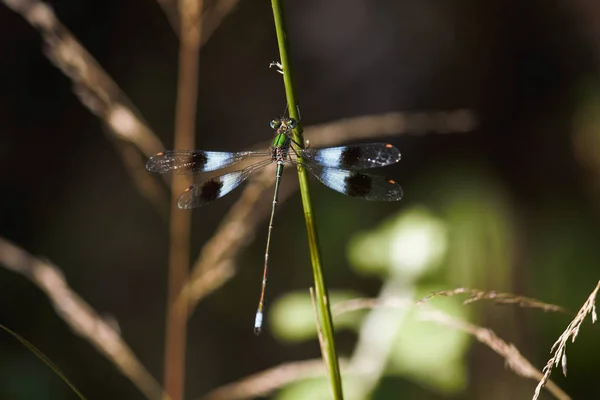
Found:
<box><xmin>199</xmin><ymin>358</ymin><xmax>348</xmax><ymax>400</ymax></box>
<box><xmin>421</xmin><ymin>310</ymin><xmax>570</xmax><ymax>400</ymax></box>
<box><xmin>155</xmin><ymin>0</ymin><xmax>180</xmax><ymax>34</ymax></box>
<box><xmin>2</xmin><ymin>0</ymin><xmax>169</xmax><ymax>216</ymax></box>
<box><xmin>334</xmin><ymin>297</ymin><xmax>570</xmax><ymax>400</ymax></box>
<box><xmin>162</xmin><ymin>0</ymin><xmax>203</xmax><ymax>399</ymax></box>
<box><xmin>200</xmin><ymin>293</ymin><xmax>569</xmax><ymax>400</ymax></box>
<box><xmin>304</xmin><ymin>109</ymin><xmax>477</xmax><ymax>148</ymax></box>
<box><xmin>417</xmin><ymin>287</ymin><xmax>569</xmax><ymax>314</ymax></box>
<box><xmin>533</xmin><ymin>280</ymin><xmax>600</xmax><ymax>400</ymax></box>
<box><xmin>200</xmin><ymin>0</ymin><xmax>240</xmax><ymax>46</ymax></box>
<box><xmin>248</xmin><ymin>109</ymin><xmax>477</xmax><ymax>154</ymax></box>
<box><xmin>0</xmin><ymin>237</ymin><xmax>169</xmax><ymax>400</ymax></box>
<box><xmin>155</xmin><ymin>0</ymin><xmax>241</xmax><ymax>46</ymax></box>
<box><xmin>181</xmin><ymin>109</ymin><xmax>478</xmax><ymax>319</ymax></box>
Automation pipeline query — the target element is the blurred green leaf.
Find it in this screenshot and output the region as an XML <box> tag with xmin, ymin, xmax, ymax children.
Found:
<box><xmin>270</xmin><ymin>290</ymin><xmax>362</xmax><ymax>342</ymax></box>
<box><xmin>277</xmin><ymin>375</ymin><xmax>369</xmax><ymax>400</ymax></box>
<box><xmin>348</xmin><ymin>206</ymin><xmax>448</xmax><ymax>282</ymax></box>
<box><xmin>389</xmin><ymin>289</ymin><xmax>470</xmax><ymax>393</ymax></box>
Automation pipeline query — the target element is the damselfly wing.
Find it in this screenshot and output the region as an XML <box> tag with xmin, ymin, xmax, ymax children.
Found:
<box><xmin>146</xmin><ymin>117</ymin><xmax>403</xmax><ymax>334</ymax></box>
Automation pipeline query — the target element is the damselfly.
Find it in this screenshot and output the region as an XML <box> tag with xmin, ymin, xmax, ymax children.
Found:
<box><xmin>146</xmin><ymin>117</ymin><xmax>403</xmax><ymax>334</ymax></box>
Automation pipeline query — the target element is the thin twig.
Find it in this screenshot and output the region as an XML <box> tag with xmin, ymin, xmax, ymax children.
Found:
<box><xmin>155</xmin><ymin>0</ymin><xmax>241</xmax><ymax>46</ymax></box>
<box><xmin>422</xmin><ymin>310</ymin><xmax>570</xmax><ymax>400</ymax></box>
<box><xmin>1</xmin><ymin>0</ymin><xmax>164</xmax><ymax>154</ymax></box>
<box><xmin>0</xmin><ymin>237</ymin><xmax>169</xmax><ymax>400</ymax></box>
<box><xmin>335</xmin><ymin>297</ymin><xmax>570</xmax><ymax>400</ymax></box>
<box><xmin>2</xmin><ymin>0</ymin><xmax>168</xmax><ymax>216</ymax></box>
<box><xmin>199</xmin><ymin>358</ymin><xmax>349</xmax><ymax>400</ymax></box>
<box><xmin>303</xmin><ymin>109</ymin><xmax>477</xmax><ymax>148</ymax></box>
<box><xmin>155</xmin><ymin>0</ymin><xmax>180</xmax><ymax>34</ymax></box>
<box><xmin>200</xmin><ymin>0</ymin><xmax>240</xmax><ymax>46</ymax></box>
<box><xmin>200</xmin><ymin>295</ymin><xmax>571</xmax><ymax>400</ymax></box>
<box><xmin>163</xmin><ymin>0</ymin><xmax>203</xmax><ymax>399</ymax></box>
<box><xmin>248</xmin><ymin>109</ymin><xmax>477</xmax><ymax>153</ymax></box>
<box><xmin>417</xmin><ymin>287</ymin><xmax>569</xmax><ymax>314</ymax></box>
<box><xmin>110</xmin><ymin>138</ymin><xmax>170</xmax><ymax>219</ymax></box>
<box><xmin>533</xmin><ymin>280</ymin><xmax>600</xmax><ymax>400</ymax></box>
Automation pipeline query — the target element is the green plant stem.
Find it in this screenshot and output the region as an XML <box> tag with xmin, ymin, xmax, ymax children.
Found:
<box><xmin>270</xmin><ymin>1</ymin><xmax>344</xmax><ymax>399</ymax></box>
<box><xmin>0</xmin><ymin>323</ymin><xmax>87</xmax><ymax>400</ymax></box>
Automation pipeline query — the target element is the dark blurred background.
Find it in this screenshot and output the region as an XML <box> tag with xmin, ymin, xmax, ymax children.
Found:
<box><xmin>2</xmin><ymin>0</ymin><xmax>600</xmax><ymax>399</ymax></box>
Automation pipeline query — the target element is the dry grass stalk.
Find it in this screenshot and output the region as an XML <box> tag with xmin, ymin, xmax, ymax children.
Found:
<box><xmin>246</xmin><ymin>109</ymin><xmax>477</xmax><ymax>152</ymax></box>
<box><xmin>201</xmin><ymin>295</ymin><xmax>571</xmax><ymax>400</ymax></box>
<box><xmin>155</xmin><ymin>0</ymin><xmax>180</xmax><ymax>34</ymax></box>
<box><xmin>532</xmin><ymin>280</ymin><xmax>600</xmax><ymax>400</ymax></box>
<box><xmin>0</xmin><ymin>237</ymin><xmax>169</xmax><ymax>400</ymax></box>
<box><xmin>155</xmin><ymin>0</ymin><xmax>240</xmax><ymax>45</ymax></box>
<box><xmin>417</xmin><ymin>287</ymin><xmax>568</xmax><ymax>314</ymax></box>
<box><xmin>335</xmin><ymin>297</ymin><xmax>570</xmax><ymax>400</ymax></box>
<box><xmin>2</xmin><ymin>0</ymin><xmax>169</xmax><ymax>215</ymax></box>
<box><xmin>162</xmin><ymin>0</ymin><xmax>203</xmax><ymax>399</ymax></box>
<box><xmin>304</xmin><ymin>109</ymin><xmax>477</xmax><ymax>148</ymax></box>
<box><xmin>200</xmin><ymin>0</ymin><xmax>241</xmax><ymax>46</ymax></box>
<box><xmin>421</xmin><ymin>310</ymin><xmax>570</xmax><ymax>400</ymax></box>
<box><xmin>111</xmin><ymin>138</ymin><xmax>170</xmax><ymax>219</ymax></box>
<box><xmin>2</xmin><ymin>0</ymin><xmax>164</xmax><ymax>156</ymax></box>
<box><xmin>199</xmin><ymin>358</ymin><xmax>348</xmax><ymax>400</ymax></box>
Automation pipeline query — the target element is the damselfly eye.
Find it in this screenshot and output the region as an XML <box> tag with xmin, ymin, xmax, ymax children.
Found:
<box><xmin>288</xmin><ymin>119</ymin><xmax>297</xmax><ymax>129</ymax></box>
<box><xmin>270</xmin><ymin>119</ymin><xmax>281</xmax><ymax>129</ymax></box>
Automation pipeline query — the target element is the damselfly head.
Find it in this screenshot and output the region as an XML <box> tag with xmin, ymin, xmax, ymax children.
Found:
<box><xmin>270</xmin><ymin>117</ymin><xmax>297</xmax><ymax>132</ymax></box>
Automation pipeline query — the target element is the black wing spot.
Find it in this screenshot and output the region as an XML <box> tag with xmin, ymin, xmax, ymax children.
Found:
<box><xmin>341</xmin><ymin>146</ymin><xmax>362</xmax><ymax>168</ymax></box>
<box><xmin>345</xmin><ymin>173</ymin><xmax>373</xmax><ymax>197</ymax></box>
<box><xmin>200</xmin><ymin>179</ymin><xmax>224</xmax><ymax>202</ymax></box>
<box><xmin>190</xmin><ymin>151</ymin><xmax>208</xmax><ymax>169</ymax></box>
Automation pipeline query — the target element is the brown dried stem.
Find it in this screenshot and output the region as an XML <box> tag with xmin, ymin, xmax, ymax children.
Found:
<box><xmin>200</xmin><ymin>294</ymin><xmax>570</xmax><ymax>400</ymax></box>
<box><xmin>533</xmin><ymin>280</ymin><xmax>600</xmax><ymax>400</ymax></box>
<box><xmin>334</xmin><ymin>297</ymin><xmax>570</xmax><ymax>400</ymax></box>
<box><xmin>162</xmin><ymin>0</ymin><xmax>203</xmax><ymax>399</ymax></box>
<box><xmin>422</xmin><ymin>310</ymin><xmax>570</xmax><ymax>400</ymax></box>
<box><xmin>2</xmin><ymin>0</ymin><xmax>169</xmax><ymax>216</ymax></box>
<box><xmin>155</xmin><ymin>0</ymin><xmax>180</xmax><ymax>34</ymax></box>
<box><xmin>199</xmin><ymin>358</ymin><xmax>349</xmax><ymax>400</ymax></box>
<box><xmin>304</xmin><ymin>109</ymin><xmax>476</xmax><ymax>148</ymax></box>
<box><xmin>155</xmin><ymin>0</ymin><xmax>241</xmax><ymax>47</ymax></box>
<box><xmin>201</xmin><ymin>0</ymin><xmax>241</xmax><ymax>46</ymax></box>
<box><xmin>0</xmin><ymin>237</ymin><xmax>169</xmax><ymax>400</ymax></box>
<box><xmin>417</xmin><ymin>287</ymin><xmax>569</xmax><ymax>314</ymax></box>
